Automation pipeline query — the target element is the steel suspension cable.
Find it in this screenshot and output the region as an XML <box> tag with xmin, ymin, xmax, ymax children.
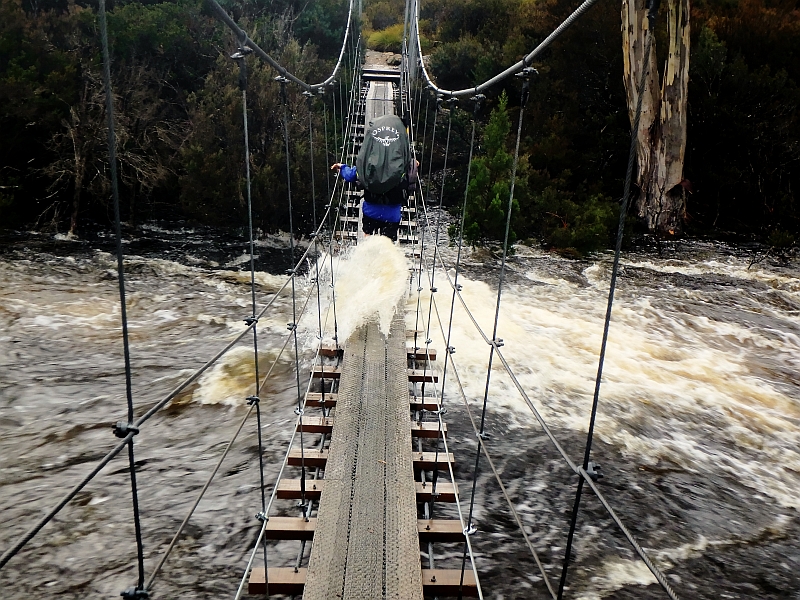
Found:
<box><xmin>412</xmin><ymin>0</ymin><xmax>601</xmax><ymax>98</ymax></box>
<box><xmin>457</xmin><ymin>72</ymin><xmax>533</xmax><ymax>599</ymax></box>
<box><xmin>421</xmin><ymin>262</ymin><xmax>557</xmax><ymax>598</ymax></box>
<box><xmin>556</xmin><ymin>2</ymin><xmax>678</xmax><ymax>598</ymax></box>
<box><xmin>206</xmin><ymin>0</ymin><xmax>354</xmax><ymax>92</ymax></box>
<box><xmin>231</xmin><ymin>49</ymin><xmax>271</xmax><ymax>597</ymax></box>
<box><xmin>412</xmin><ymin>82</ymin><xmax>679</xmax><ymax>600</ymax></box>
<box><xmin>98</xmin><ymin>0</ymin><xmax>146</xmax><ymax>594</ymax></box>
<box><xmin>277</xmin><ymin>77</ymin><xmax>309</xmax><ymax>513</ymax></box>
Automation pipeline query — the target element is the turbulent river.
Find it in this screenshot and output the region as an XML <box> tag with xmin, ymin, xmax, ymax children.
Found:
<box><xmin>1</xmin><ymin>223</ymin><xmax>799</xmax><ymax>599</ymax></box>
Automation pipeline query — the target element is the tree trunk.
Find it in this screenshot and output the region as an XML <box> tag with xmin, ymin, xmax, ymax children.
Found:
<box><xmin>622</xmin><ymin>0</ymin><xmax>690</xmax><ymax>235</ymax></box>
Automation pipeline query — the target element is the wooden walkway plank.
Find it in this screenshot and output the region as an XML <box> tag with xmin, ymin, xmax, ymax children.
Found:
<box><xmin>287</xmin><ymin>448</ymin><xmax>454</xmax><ymax>469</ymax></box>
<box><xmin>249</xmin><ymin>567</ymin><xmax>478</xmax><ymax>597</ymax></box>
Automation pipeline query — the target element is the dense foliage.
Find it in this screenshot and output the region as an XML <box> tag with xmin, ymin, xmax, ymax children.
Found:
<box><xmin>418</xmin><ymin>0</ymin><xmax>800</xmax><ymax>250</ymax></box>
<box><xmin>0</xmin><ymin>0</ymin><xmax>352</xmax><ymax>233</ymax></box>
<box><xmin>0</xmin><ymin>0</ymin><xmax>798</xmax><ymax>250</ymax></box>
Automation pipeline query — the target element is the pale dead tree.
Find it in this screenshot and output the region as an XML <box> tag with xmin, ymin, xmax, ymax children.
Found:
<box><xmin>622</xmin><ymin>0</ymin><xmax>690</xmax><ymax>235</ymax></box>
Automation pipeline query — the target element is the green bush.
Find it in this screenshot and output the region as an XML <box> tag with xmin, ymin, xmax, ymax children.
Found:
<box><xmin>367</xmin><ymin>24</ymin><xmax>404</xmax><ymax>53</ymax></box>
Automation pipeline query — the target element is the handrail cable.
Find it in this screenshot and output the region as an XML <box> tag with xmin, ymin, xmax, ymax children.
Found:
<box><xmin>421</xmin><ymin>256</ymin><xmax>556</xmax><ymax>598</ymax></box>
<box><xmin>99</xmin><ymin>0</ymin><xmax>146</xmax><ymax>594</ymax></box>
<box><xmin>412</xmin><ymin>61</ymin><xmax>680</xmax><ymax>600</ymax></box>
<box><xmin>277</xmin><ymin>75</ymin><xmax>309</xmax><ymax>517</ymax></box>
<box><xmin>235</xmin><ymin>48</ymin><xmax>271</xmax><ymax>597</ymax></box>
<box><xmin>404</xmin><ymin>85</ymin><xmax>483</xmax><ymax>599</ymax></box>
<box><xmin>144</xmin><ymin>281</ymin><xmax>317</xmax><ymax>591</ymax></box>
<box><xmin>205</xmin><ymin>0</ymin><xmax>354</xmax><ymax>92</ymax></box>
<box><xmin>413</xmin><ymin>0</ymin><xmax>601</xmax><ymax>98</ymax></box>
<box><xmin>556</xmin><ymin>2</ymin><xmax>678</xmax><ymax>598</ymax></box>
<box><xmin>232</xmin><ymin>52</ymin><xmax>364</xmax><ymax>599</ymax></box>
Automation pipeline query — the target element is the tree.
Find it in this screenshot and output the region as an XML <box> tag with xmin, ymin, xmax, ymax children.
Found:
<box><xmin>458</xmin><ymin>91</ymin><xmax>521</xmax><ymax>245</ymax></box>
<box><xmin>621</xmin><ymin>0</ymin><xmax>690</xmax><ymax>235</ymax></box>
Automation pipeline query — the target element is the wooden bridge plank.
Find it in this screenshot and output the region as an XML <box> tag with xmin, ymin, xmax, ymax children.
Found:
<box><xmin>249</xmin><ymin>567</ymin><xmax>478</xmax><ymax>597</ymax></box>
<box><xmin>287</xmin><ymin>448</ymin><xmax>454</xmax><ymax>469</ymax></box>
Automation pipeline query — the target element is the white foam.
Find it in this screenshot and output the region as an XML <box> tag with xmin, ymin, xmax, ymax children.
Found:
<box><xmin>332</xmin><ymin>236</ymin><xmax>409</xmax><ymax>340</ymax></box>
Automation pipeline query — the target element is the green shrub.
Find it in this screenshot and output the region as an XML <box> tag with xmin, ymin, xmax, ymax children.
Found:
<box><xmin>367</xmin><ymin>24</ymin><xmax>404</xmax><ymax>53</ymax></box>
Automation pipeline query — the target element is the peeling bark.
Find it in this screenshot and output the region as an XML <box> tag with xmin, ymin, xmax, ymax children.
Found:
<box><xmin>622</xmin><ymin>0</ymin><xmax>690</xmax><ymax>235</ymax></box>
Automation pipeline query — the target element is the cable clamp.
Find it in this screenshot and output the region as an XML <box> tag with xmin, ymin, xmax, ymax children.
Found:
<box><xmin>447</xmin><ymin>346</ymin><xmax>456</xmax><ymax>354</ymax></box>
<box><xmin>455</xmin><ymin>283</ymin><xmax>463</xmax><ymax>291</ymax></box>
<box><xmin>417</xmin><ymin>287</ymin><xmax>423</xmax><ymax>292</ymax></box>
<box><xmin>430</xmin><ymin>287</ymin><xmax>437</xmax><ymax>293</ymax></box>
<box><xmin>463</xmin><ymin>523</ymin><xmax>477</xmax><ymax>536</ymax></box>
<box><xmin>274</xmin><ymin>76</ymin><xmax>288</xmax><ymax>84</ymax></box>
<box><xmin>302</xmin><ymin>90</ymin><xmax>313</xmax><ymax>98</ymax></box>
<box><xmin>587</xmin><ymin>461</ymin><xmax>603</xmax><ymax>481</ymax></box>
<box><xmin>491</xmin><ymin>338</ymin><xmax>504</xmax><ymax>348</ymax></box>
<box><xmin>255</xmin><ymin>511</ymin><xmax>268</xmax><ymax>523</ymax></box>
<box><xmin>515</xmin><ymin>66</ymin><xmax>537</xmax><ymax>80</ymax></box>
<box><xmin>244</xmin><ymin>316</ymin><xmax>258</xmax><ymax>326</ymax></box>
<box><xmin>478</xmin><ymin>431</ymin><xmax>491</xmax><ymax>440</ymax></box>
<box><xmin>294</xmin><ymin>407</ymin><xmax>305</xmax><ymax>416</ymax></box>
<box><xmin>120</xmin><ymin>587</ymin><xmax>149</xmax><ymax>599</ymax></box>
<box><xmin>112</xmin><ymin>422</ymin><xmax>139</xmax><ymax>439</ymax></box>
<box><xmin>230</xmin><ymin>47</ymin><xmax>253</xmax><ymax>60</ymax></box>
<box><xmin>432</xmin><ymin>407</ymin><xmax>447</xmax><ymax>416</ymax></box>
<box><xmin>246</xmin><ymin>396</ymin><xmax>260</xmax><ymax>406</ymax></box>
<box><xmin>287</xmin><ymin>322</ymin><xmax>297</xmax><ymax>331</ymax></box>
<box><xmin>286</xmin><ymin>268</ymin><xmax>296</xmax><ymax>275</ymax></box>
<box><xmin>426</xmin><ymin>338</ymin><xmax>433</xmax><ymax>345</ymax></box>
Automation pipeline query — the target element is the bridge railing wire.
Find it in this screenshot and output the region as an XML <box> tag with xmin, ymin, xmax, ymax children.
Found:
<box><xmin>232</xmin><ymin>46</ymin><xmax>365</xmax><ymax>599</ymax></box>
<box><xmin>205</xmin><ymin>0</ymin><xmax>355</xmax><ymax>92</ymax></box>
<box><xmin>409</xmin><ymin>46</ymin><xmax>680</xmax><ymax>597</ymax></box>
<box><xmin>412</xmin><ymin>0</ymin><xmax>602</xmax><ymax>98</ymax></box>
<box><xmin>405</xmin><ymin>85</ymin><xmax>484</xmax><ymax>600</ymax></box>
<box><xmin>0</xmin><ymin>32</ymin><xmax>362</xmax><ymax>580</ymax></box>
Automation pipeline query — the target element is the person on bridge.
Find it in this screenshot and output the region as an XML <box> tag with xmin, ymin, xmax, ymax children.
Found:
<box><xmin>331</xmin><ymin>113</ymin><xmax>417</xmax><ymax>242</ymax></box>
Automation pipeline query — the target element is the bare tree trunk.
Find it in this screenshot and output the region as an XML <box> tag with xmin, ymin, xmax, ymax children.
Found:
<box><xmin>622</xmin><ymin>0</ymin><xmax>690</xmax><ymax>235</ymax></box>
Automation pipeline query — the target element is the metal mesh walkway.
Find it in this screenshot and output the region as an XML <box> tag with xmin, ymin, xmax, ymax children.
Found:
<box><xmin>303</xmin><ymin>311</ymin><xmax>424</xmax><ymax>600</ymax></box>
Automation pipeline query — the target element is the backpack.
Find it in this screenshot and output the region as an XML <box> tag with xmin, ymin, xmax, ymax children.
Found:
<box><xmin>356</xmin><ymin>114</ymin><xmax>411</xmax><ymax>203</ymax></box>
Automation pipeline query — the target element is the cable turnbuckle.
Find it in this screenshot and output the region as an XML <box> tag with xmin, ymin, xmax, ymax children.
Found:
<box><xmin>287</xmin><ymin>322</ymin><xmax>297</xmax><ymax>331</ymax></box>
<box><xmin>112</xmin><ymin>421</ymin><xmax>139</xmax><ymax>439</ymax></box>
<box><xmin>255</xmin><ymin>511</ymin><xmax>268</xmax><ymax>523</ymax></box>
<box><xmin>463</xmin><ymin>523</ymin><xmax>477</xmax><ymax>536</ymax></box>
<box><xmin>246</xmin><ymin>396</ymin><xmax>260</xmax><ymax>406</ymax></box>
<box><xmin>587</xmin><ymin>461</ymin><xmax>603</xmax><ymax>481</ymax></box>
<box><xmin>120</xmin><ymin>587</ymin><xmax>149</xmax><ymax>599</ymax></box>
<box><xmin>244</xmin><ymin>316</ymin><xmax>258</xmax><ymax>326</ymax></box>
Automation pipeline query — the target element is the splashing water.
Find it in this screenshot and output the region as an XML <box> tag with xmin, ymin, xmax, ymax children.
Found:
<box><xmin>331</xmin><ymin>236</ymin><xmax>409</xmax><ymax>341</ymax></box>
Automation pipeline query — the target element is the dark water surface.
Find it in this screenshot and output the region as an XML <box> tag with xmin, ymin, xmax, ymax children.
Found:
<box><xmin>1</xmin><ymin>226</ymin><xmax>799</xmax><ymax>599</ymax></box>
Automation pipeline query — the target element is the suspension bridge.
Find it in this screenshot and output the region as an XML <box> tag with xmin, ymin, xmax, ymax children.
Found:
<box><xmin>0</xmin><ymin>0</ymin><xmax>682</xmax><ymax>598</ymax></box>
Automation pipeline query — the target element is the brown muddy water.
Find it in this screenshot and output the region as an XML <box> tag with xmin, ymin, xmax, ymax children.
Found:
<box><xmin>1</xmin><ymin>224</ymin><xmax>799</xmax><ymax>599</ymax></box>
